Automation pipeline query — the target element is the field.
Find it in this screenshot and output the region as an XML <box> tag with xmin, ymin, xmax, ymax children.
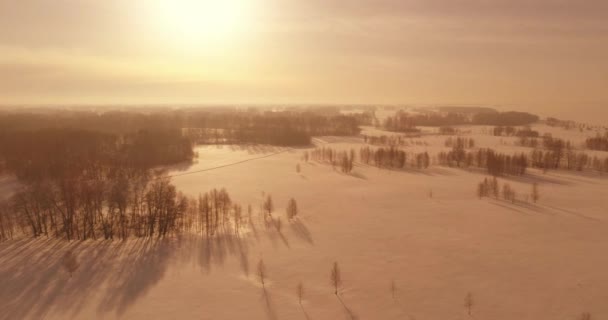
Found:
<box><xmin>1</xmin><ymin>124</ymin><xmax>608</xmax><ymax>320</ymax></box>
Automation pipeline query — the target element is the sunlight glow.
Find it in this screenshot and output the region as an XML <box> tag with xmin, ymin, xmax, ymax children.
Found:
<box><xmin>152</xmin><ymin>0</ymin><xmax>252</xmax><ymax>48</ymax></box>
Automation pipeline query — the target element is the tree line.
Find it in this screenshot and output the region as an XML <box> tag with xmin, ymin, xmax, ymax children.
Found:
<box><xmin>492</xmin><ymin>126</ymin><xmax>539</xmax><ymax>138</ymax></box>
<box><xmin>438</xmin><ymin>144</ymin><xmax>608</xmax><ymax>175</ymax></box>
<box><xmin>0</xmin><ymin>174</ymin><xmax>189</xmax><ymax>240</ymax></box>
<box><xmin>306</xmin><ymin>148</ymin><xmax>356</xmax><ymax>174</ymax></box>
<box><xmin>0</xmin><ymin>175</ymin><xmax>301</xmax><ymax>241</ymax></box>
<box><xmin>381</xmin><ymin>110</ymin><xmax>539</xmax><ymax>132</ymax></box>
<box><xmin>438</xmin><ymin>147</ymin><xmax>528</xmax><ymax>176</ymax></box>
<box><xmin>586</xmin><ymin>132</ymin><xmax>608</xmax><ymax>151</ymax></box>
<box><xmin>0</xmin><ymin>109</ymin><xmax>370</xmax><ymax>148</ymax></box>
<box><xmin>477</xmin><ymin>177</ymin><xmax>539</xmax><ymax>204</ymax></box>
<box><xmin>359</xmin><ymin>147</ymin><xmax>431</xmax><ymax>170</ymax></box>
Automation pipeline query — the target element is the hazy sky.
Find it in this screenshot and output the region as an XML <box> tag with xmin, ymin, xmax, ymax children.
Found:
<box><xmin>0</xmin><ymin>0</ymin><xmax>607</xmax><ymax>118</ymax></box>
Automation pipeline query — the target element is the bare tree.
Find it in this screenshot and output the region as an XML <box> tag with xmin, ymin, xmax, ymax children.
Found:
<box><xmin>491</xmin><ymin>177</ymin><xmax>499</xmax><ymax>198</ymax></box>
<box><xmin>257</xmin><ymin>259</ymin><xmax>266</xmax><ymax>288</ymax></box>
<box><xmin>286</xmin><ymin>198</ymin><xmax>298</xmax><ymax>220</ymax></box>
<box><xmin>464</xmin><ymin>292</ymin><xmax>474</xmax><ymax>316</ymax></box>
<box><xmin>297</xmin><ymin>282</ymin><xmax>304</xmax><ymax>304</ymax></box>
<box><xmin>263</xmin><ymin>195</ymin><xmax>274</xmax><ymax>218</ymax></box>
<box><xmin>531</xmin><ymin>182</ymin><xmax>540</xmax><ymax>203</ymax></box>
<box><xmin>330</xmin><ymin>262</ymin><xmax>342</xmax><ymax>295</ymax></box>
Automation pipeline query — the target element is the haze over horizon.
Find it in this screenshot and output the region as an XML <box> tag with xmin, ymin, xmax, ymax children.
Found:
<box><xmin>1</xmin><ymin>0</ymin><xmax>607</xmax><ymax>122</ymax></box>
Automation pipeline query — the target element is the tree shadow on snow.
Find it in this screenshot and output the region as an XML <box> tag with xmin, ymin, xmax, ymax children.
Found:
<box><xmin>290</xmin><ymin>219</ymin><xmax>314</xmax><ymax>245</ymax></box>
<box><xmin>337</xmin><ymin>295</ymin><xmax>358</xmax><ymax>320</ymax></box>
<box><xmin>0</xmin><ymin>232</ymin><xmax>254</xmax><ymax>320</ymax></box>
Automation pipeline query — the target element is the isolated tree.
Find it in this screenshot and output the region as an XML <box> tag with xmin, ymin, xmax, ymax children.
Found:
<box><xmin>477</xmin><ymin>182</ymin><xmax>486</xmax><ymax>199</ymax></box>
<box><xmin>390</xmin><ymin>280</ymin><xmax>397</xmax><ymax>300</ymax></box>
<box><xmin>286</xmin><ymin>198</ymin><xmax>298</xmax><ymax>220</ymax></box>
<box><xmin>502</xmin><ymin>183</ymin><xmax>515</xmax><ymax>202</ymax></box>
<box><xmin>257</xmin><ymin>259</ymin><xmax>267</xmax><ymax>288</ymax></box>
<box><xmin>464</xmin><ymin>292</ymin><xmax>474</xmax><ymax>316</ymax></box>
<box><xmin>297</xmin><ymin>282</ymin><xmax>304</xmax><ymax>305</ymax></box>
<box><xmin>531</xmin><ymin>182</ymin><xmax>540</xmax><ymax>203</ymax></box>
<box><xmin>233</xmin><ymin>204</ymin><xmax>242</xmax><ymax>235</ymax></box>
<box><xmin>263</xmin><ymin>195</ymin><xmax>274</xmax><ymax>218</ymax></box>
<box><xmin>491</xmin><ymin>177</ymin><xmax>499</xmax><ymax>198</ymax></box>
<box><xmin>63</xmin><ymin>250</ymin><xmax>79</xmax><ymax>278</ymax></box>
<box><xmin>330</xmin><ymin>262</ymin><xmax>342</xmax><ymax>295</ymax></box>
<box><xmin>296</xmin><ymin>163</ymin><xmax>301</xmax><ymax>173</ymax></box>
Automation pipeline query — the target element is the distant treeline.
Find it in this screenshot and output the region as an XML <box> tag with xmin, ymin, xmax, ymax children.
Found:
<box><xmin>492</xmin><ymin>126</ymin><xmax>539</xmax><ymax>138</ymax></box>
<box><xmin>184</xmin><ymin>111</ymin><xmax>367</xmax><ymax>146</ymax></box>
<box><xmin>362</xmin><ymin>135</ymin><xmax>427</xmax><ymax>147</ymax></box>
<box><xmin>0</xmin><ymin>109</ymin><xmax>371</xmax><ymax>147</ymax></box>
<box><xmin>381</xmin><ymin>110</ymin><xmax>539</xmax><ymax>132</ymax></box>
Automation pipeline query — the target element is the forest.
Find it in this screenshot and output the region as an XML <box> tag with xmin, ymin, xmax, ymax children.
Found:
<box><xmin>0</xmin><ymin>109</ymin><xmax>370</xmax><ymax>147</ymax></box>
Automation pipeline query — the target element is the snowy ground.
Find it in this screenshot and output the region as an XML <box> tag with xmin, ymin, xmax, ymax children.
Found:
<box><xmin>1</xmin><ymin>125</ymin><xmax>608</xmax><ymax>320</ymax></box>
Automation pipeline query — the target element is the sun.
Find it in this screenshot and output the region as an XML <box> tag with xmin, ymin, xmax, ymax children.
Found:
<box><xmin>152</xmin><ymin>0</ymin><xmax>251</xmax><ymax>47</ymax></box>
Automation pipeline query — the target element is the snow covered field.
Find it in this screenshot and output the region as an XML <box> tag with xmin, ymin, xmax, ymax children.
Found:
<box><xmin>1</xmin><ymin>125</ymin><xmax>608</xmax><ymax>320</ymax></box>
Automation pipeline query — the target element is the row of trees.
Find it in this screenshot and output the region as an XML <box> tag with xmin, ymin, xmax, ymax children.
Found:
<box><xmin>0</xmin><ymin>181</ymin><xmax>301</xmax><ymax>241</ymax></box>
<box><xmin>444</xmin><ymin>137</ymin><xmax>475</xmax><ymax>149</ymax></box>
<box><xmin>586</xmin><ymin>133</ymin><xmax>608</xmax><ymax>151</ymax></box>
<box><xmin>492</xmin><ymin>126</ymin><xmax>539</xmax><ymax>137</ymax></box>
<box><xmin>363</xmin><ymin>135</ymin><xmax>427</xmax><ymax>147</ymax></box>
<box><xmin>477</xmin><ymin>177</ymin><xmax>539</xmax><ymax>203</ymax></box>
<box><xmin>0</xmin><ymin>174</ymin><xmax>189</xmax><ymax>240</ymax></box>
<box><xmin>363</xmin><ymin>135</ymin><xmax>409</xmax><ymax>146</ymax></box>
<box><xmin>306</xmin><ymin>148</ymin><xmax>356</xmax><ymax>174</ymax></box>
<box><xmin>438</xmin><ymin>148</ymin><xmax>528</xmax><ymax>176</ymax></box>
<box><xmin>359</xmin><ymin>147</ymin><xmax>431</xmax><ymax>170</ymax></box>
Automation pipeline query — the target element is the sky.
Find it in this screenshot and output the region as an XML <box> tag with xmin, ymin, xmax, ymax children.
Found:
<box><xmin>0</xmin><ymin>0</ymin><xmax>607</xmax><ymax>120</ymax></box>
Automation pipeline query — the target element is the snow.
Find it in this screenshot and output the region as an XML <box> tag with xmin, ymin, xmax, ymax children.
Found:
<box><xmin>2</xmin><ymin>125</ymin><xmax>608</xmax><ymax>320</ymax></box>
